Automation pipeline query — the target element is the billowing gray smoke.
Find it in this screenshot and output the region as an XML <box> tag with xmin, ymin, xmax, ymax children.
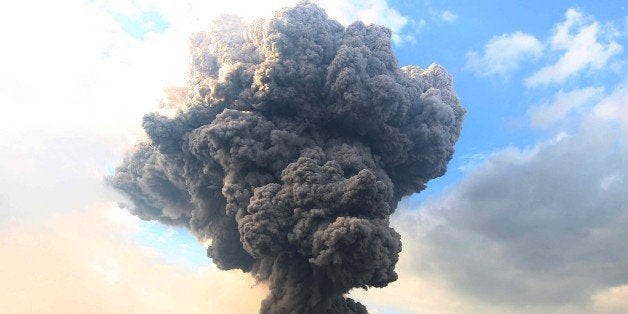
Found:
<box><xmin>109</xmin><ymin>3</ymin><xmax>465</xmax><ymax>313</ymax></box>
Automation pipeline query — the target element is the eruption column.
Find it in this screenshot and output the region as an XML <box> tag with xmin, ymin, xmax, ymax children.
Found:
<box><xmin>109</xmin><ymin>3</ymin><xmax>465</xmax><ymax>313</ymax></box>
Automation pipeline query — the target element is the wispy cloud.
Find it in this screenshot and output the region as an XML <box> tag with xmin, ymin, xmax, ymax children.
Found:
<box><xmin>592</xmin><ymin>81</ymin><xmax>628</xmax><ymax>136</ymax></box>
<box><xmin>529</xmin><ymin>86</ymin><xmax>604</xmax><ymax>128</ymax></box>
<box><xmin>466</xmin><ymin>32</ymin><xmax>544</xmax><ymax>78</ymax></box>
<box><xmin>525</xmin><ymin>9</ymin><xmax>622</xmax><ymax>87</ymax></box>
<box><xmin>440</xmin><ymin>10</ymin><xmax>458</xmax><ymax>23</ymax></box>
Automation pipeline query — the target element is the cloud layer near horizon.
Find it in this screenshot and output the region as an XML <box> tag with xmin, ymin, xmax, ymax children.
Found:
<box><xmin>0</xmin><ymin>205</ymin><xmax>267</xmax><ymax>314</ymax></box>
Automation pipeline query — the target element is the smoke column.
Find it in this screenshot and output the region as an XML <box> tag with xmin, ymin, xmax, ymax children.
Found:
<box><xmin>109</xmin><ymin>3</ymin><xmax>465</xmax><ymax>313</ymax></box>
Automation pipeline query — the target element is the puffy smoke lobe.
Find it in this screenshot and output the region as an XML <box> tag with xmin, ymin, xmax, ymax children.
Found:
<box><xmin>109</xmin><ymin>3</ymin><xmax>465</xmax><ymax>313</ymax></box>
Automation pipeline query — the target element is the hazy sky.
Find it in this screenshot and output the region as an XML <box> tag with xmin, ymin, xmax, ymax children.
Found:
<box><xmin>0</xmin><ymin>0</ymin><xmax>626</xmax><ymax>313</ymax></box>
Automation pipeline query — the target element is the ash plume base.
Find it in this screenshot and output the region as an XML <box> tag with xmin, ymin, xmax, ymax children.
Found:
<box><xmin>109</xmin><ymin>3</ymin><xmax>465</xmax><ymax>313</ymax></box>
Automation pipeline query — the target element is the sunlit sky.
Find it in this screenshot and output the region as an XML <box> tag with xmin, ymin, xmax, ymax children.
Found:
<box><xmin>1</xmin><ymin>0</ymin><xmax>626</xmax><ymax>313</ymax></box>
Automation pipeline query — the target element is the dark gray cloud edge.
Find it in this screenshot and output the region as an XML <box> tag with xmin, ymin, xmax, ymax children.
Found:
<box><xmin>108</xmin><ymin>3</ymin><xmax>464</xmax><ymax>313</ymax></box>
<box><xmin>397</xmin><ymin>122</ymin><xmax>628</xmax><ymax>310</ymax></box>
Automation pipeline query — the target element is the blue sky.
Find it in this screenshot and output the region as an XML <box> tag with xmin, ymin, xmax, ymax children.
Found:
<box><xmin>0</xmin><ymin>0</ymin><xmax>626</xmax><ymax>313</ymax></box>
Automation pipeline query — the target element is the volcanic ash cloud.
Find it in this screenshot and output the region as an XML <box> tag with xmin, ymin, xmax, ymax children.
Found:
<box><xmin>109</xmin><ymin>3</ymin><xmax>465</xmax><ymax>313</ymax></box>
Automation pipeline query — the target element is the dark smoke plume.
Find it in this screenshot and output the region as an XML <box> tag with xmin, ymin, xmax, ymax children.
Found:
<box><xmin>109</xmin><ymin>3</ymin><xmax>465</xmax><ymax>313</ymax></box>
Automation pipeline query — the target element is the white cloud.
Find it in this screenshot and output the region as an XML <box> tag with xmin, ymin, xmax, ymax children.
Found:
<box><xmin>314</xmin><ymin>0</ymin><xmax>413</xmax><ymax>44</ymax></box>
<box><xmin>440</xmin><ymin>10</ymin><xmax>458</xmax><ymax>23</ymax></box>
<box><xmin>525</xmin><ymin>8</ymin><xmax>622</xmax><ymax>87</ymax></box>
<box><xmin>592</xmin><ymin>82</ymin><xmax>628</xmax><ymax>136</ymax></box>
<box><xmin>105</xmin><ymin>203</ymin><xmax>142</xmax><ymax>232</ymax></box>
<box><xmin>0</xmin><ymin>0</ymin><xmax>190</xmax><ymax>142</ymax></box>
<box><xmin>599</xmin><ymin>173</ymin><xmax>623</xmax><ymax>191</ymax></box>
<box><xmin>466</xmin><ymin>32</ymin><xmax>544</xmax><ymax>77</ymax></box>
<box><xmin>529</xmin><ymin>86</ymin><xmax>604</xmax><ymax>128</ymax></box>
